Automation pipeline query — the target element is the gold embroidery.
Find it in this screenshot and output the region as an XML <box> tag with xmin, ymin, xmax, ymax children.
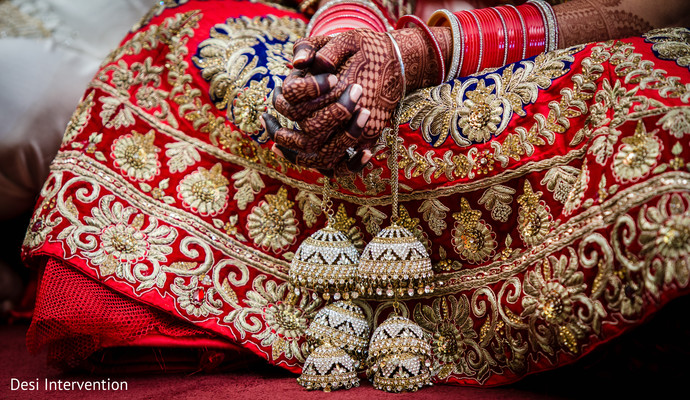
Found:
<box><xmin>402</xmin><ymin>47</ymin><xmax>578</xmax><ymax>147</ymax></box>
<box><xmin>177</xmin><ymin>163</ymin><xmax>230</xmax><ymax>216</ymax></box>
<box><xmin>232</xmin><ymin>168</ymin><xmax>266</xmax><ymax>210</ymax></box>
<box><xmin>171</xmin><ymin>275</ymin><xmax>223</xmax><ymax>317</ymax></box>
<box><xmin>644</xmin><ymin>27</ymin><xmax>690</xmax><ymax>70</ymax></box>
<box><xmin>517</xmin><ymin>181</ymin><xmax>553</xmax><ymax>247</ymax></box>
<box><xmin>540</xmin><ymin>166</ymin><xmax>580</xmax><ymax>204</ymax></box>
<box><xmin>356</xmin><ymin>205</ymin><xmax>387</xmax><ymax>236</ymax></box>
<box><xmin>295</xmin><ymin>189</ymin><xmax>323</xmax><ymax>229</ymax></box>
<box><xmin>657</xmin><ymin>108</ymin><xmax>690</xmax><ymax>138</ymax></box>
<box><xmin>165</xmin><ymin>141</ymin><xmax>201</xmax><ymax>173</ymax></box>
<box><xmin>193</xmin><ymin>15</ymin><xmax>305</xmax><ymax>139</ymax></box>
<box><xmin>414</xmin><ymin>295</ymin><xmax>485</xmax><ymax>380</ymax></box>
<box><xmin>451</xmin><ymin>198</ymin><xmax>497</xmax><ymax>263</ymax></box>
<box><xmin>563</xmin><ymin>162</ymin><xmax>589</xmax><ymax>216</ymax></box>
<box><xmin>330</xmin><ymin>203</ymin><xmax>365</xmax><ymax>251</ymax></box>
<box><xmin>478</xmin><ymin>185</ymin><xmax>515</xmax><ymax>222</ymax></box>
<box><xmin>247</xmin><ymin>186</ymin><xmax>299</xmax><ymax>253</ymax></box>
<box><xmin>638</xmin><ymin>193</ymin><xmax>690</xmax><ymax>287</ymax></box>
<box><xmin>521</xmin><ymin>249</ymin><xmax>597</xmax><ymax>355</ymax></box>
<box><xmin>418</xmin><ymin>199</ymin><xmax>450</xmax><ymax>236</ymax></box>
<box><xmin>63</xmin><ymin>194</ymin><xmax>177</xmax><ymax>285</ymax></box>
<box><xmin>139</xmin><ymin>178</ymin><xmax>176</xmax><ymax>205</ymax></box>
<box><xmin>612</xmin><ymin>120</ymin><xmax>661</xmax><ymax>182</ymax></box>
<box><xmin>111</xmin><ymin>130</ymin><xmax>161</xmax><ymax>181</ymax></box>
<box><xmin>227</xmin><ymin>275</ymin><xmax>321</xmax><ymax>363</ymax></box>
<box><xmin>63</xmin><ymin>91</ymin><xmax>95</xmax><ymax>145</ymax></box>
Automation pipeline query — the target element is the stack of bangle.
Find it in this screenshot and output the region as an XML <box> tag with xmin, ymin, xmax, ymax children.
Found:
<box><xmin>305</xmin><ymin>0</ymin><xmax>394</xmax><ymax>37</ymax></box>
<box><xmin>426</xmin><ymin>0</ymin><xmax>558</xmax><ymax>80</ymax></box>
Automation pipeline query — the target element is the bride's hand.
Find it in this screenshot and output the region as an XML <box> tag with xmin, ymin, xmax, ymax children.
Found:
<box><xmin>264</xmin><ymin>27</ymin><xmax>447</xmax><ymax>175</ymax></box>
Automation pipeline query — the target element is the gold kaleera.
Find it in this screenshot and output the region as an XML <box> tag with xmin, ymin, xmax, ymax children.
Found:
<box><xmin>289</xmin><ymin>179</ymin><xmax>360</xmax><ymax>301</ymax></box>
<box><xmin>361</xmin><ymin>100</ymin><xmax>435</xmax><ymax>393</ymax></box>
<box><xmin>356</xmin><ymin>103</ymin><xmax>435</xmax><ymax>299</ymax></box>
<box><xmin>297</xmin><ymin>341</ymin><xmax>360</xmax><ymax>392</ymax></box>
<box><xmin>305</xmin><ymin>300</ymin><xmax>370</xmax><ymax>367</ymax></box>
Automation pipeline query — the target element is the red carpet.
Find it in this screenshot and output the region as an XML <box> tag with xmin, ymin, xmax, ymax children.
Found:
<box><xmin>3</xmin><ymin>296</ymin><xmax>690</xmax><ymax>400</ymax></box>
<box><xmin>1</xmin><ymin>323</ymin><xmax>564</xmax><ymax>400</ymax></box>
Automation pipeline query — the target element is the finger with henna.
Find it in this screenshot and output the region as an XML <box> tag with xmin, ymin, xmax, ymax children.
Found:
<box><xmin>281</xmin><ymin>73</ymin><xmax>338</xmax><ymax>104</ymax></box>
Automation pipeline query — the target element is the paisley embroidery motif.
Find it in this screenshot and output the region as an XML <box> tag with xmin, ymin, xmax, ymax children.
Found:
<box><xmin>401</xmin><ymin>48</ymin><xmax>578</xmax><ymax>147</ymax></box>
<box><xmin>644</xmin><ymin>27</ymin><xmax>690</xmax><ymax>70</ymax></box>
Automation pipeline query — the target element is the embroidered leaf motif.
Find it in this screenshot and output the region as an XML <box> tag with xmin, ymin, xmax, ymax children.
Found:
<box><xmin>165</xmin><ymin>141</ymin><xmax>201</xmax><ymax>173</ymax></box>
<box><xmin>356</xmin><ymin>205</ymin><xmax>386</xmax><ymax>236</ymax></box>
<box><xmin>232</xmin><ymin>168</ymin><xmax>265</xmax><ymax>210</ymax></box>
<box><xmin>418</xmin><ymin>199</ymin><xmax>450</xmax><ymax>236</ymax></box>
<box><xmin>295</xmin><ymin>190</ymin><xmax>322</xmax><ymax>228</ymax></box>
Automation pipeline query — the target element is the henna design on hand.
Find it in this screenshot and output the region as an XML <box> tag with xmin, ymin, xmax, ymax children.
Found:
<box><xmin>554</xmin><ymin>0</ymin><xmax>653</xmax><ymax>48</ymax></box>
<box><xmin>264</xmin><ymin>108</ymin><xmax>372</xmax><ymax>176</ymax></box>
<box><xmin>266</xmin><ymin>27</ymin><xmax>452</xmax><ymax>174</ymax></box>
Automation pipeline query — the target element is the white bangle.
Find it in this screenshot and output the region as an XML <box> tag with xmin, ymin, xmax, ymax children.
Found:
<box><xmin>385</xmin><ymin>31</ymin><xmax>406</xmax><ymax>98</ymax></box>
<box><xmin>428</xmin><ymin>9</ymin><xmax>462</xmax><ymax>81</ymax></box>
<box><xmin>529</xmin><ymin>0</ymin><xmax>559</xmax><ymax>51</ymax></box>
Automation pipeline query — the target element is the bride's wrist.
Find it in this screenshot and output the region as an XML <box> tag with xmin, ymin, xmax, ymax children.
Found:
<box><xmin>390</xmin><ymin>27</ymin><xmax>452</xmax><ymax>93</ymax></box>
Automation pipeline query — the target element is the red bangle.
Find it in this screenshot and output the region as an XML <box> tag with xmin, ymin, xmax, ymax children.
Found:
<box><xmin>490</xmin><ymin>7</ymin><xmax>509</xmax><ymax>67</ymax></box>
<box><xmin>519</xmin><ymin>3</ymin><xmax>546</xmax><ymax>57</ymax></box>
<box><xmin>320</xmin><ymin>5</ymin><xmax>389</xmax><ymax>31</ymax></box>
<box><xmin>503</xmin><ymin>5</ymin><xmax>527</xmax><ymax>63</ymax></box>
<box><xmin>454</xmin><ymin>11</ymin><xmax>480</xmax><ymax>76</ymax></box>
<box><xmin>474</xmin><ymin>8</ymin><xmax>501</xmax><ymax>70</ymax></box>
<box><xmin>396</xmin><ymin>15</ymin><xmax>446</xmax><ymax>84</ymax></box>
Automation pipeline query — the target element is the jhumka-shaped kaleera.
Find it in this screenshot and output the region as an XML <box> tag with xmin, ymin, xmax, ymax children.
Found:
<box><xmin>289</xmin><ymin>181</ymin><xmax>359</xmax><ymax>301</ymax></box>
<box><xmin>305</xmin><ymin>300</ymin><xmax>370</xmax><ymax>365</ymax></box>
<box><xmin>289</xmin><ymin>226</ymin><xmax>359</xmax><ymax>300</ymax></box>
<box><xmin>356</xmin><ymin>115</ymin><xmax>434</xmax><ymax>299</ymax></box>
<box><xmin>367</xmin><ymin>315</ymin><xmax>433</xmax><ymax>392</ymax></box>
<box><xmin>367</xmin><ymin>315</ymin><xmax>431</xmax><ymax>361</ymax></box>
<box><xmin>297</xmin><ymin>342</ymin><xmax>360</xmax><ymax>392</ymax></box>
<box><xmin>357</xmin><ymin>224</ymin><xmax>434</xmax><ymax>298</ymax></box>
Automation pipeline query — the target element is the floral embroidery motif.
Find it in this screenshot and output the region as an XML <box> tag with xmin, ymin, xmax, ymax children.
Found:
<box><xmin>451</xmin><ymin>198</ymin><xmax>497</xmax><ymax>263</ymax></box>
<box><xmin>401</xmin><ymin>48</ymin><xmax>576</xmax><ymax>147</ymax></box>
<box><xmin>74</xmin><ymin>196</ymin><xmax>177</xmax><ymax>279</ymax></box>
<box><xmin>63</xmin><ymin>91</ymin><xmax>95</xmax><ymax>145</ymax></box>
<box><xmin>171</xmin><ymin>276</ymin><xmax>223</xmax><ymax>318</ymax></box>
<box><xmin>231</xmin><ymin>276</ymin><xmax>321</xmax><ymax>362</ymax></box>
<box><xmin>457</xmin><ymin>81</ymin><xmax>503</xmax><ymax>143</ymax></box>
<box><xmin>638</xmin><ymin>193</ymin><xmax>690</xmax><ymax>287</ymax></box>
<box><xmin>540</xmin><ymin>166</ymin><xmax>581</xmax><ymax>204</ymax></box>
<box><xmin>613</xmin><ymin>121</ymin><xmax>661</xmax><ymax>182</ymax></box>
<box><xmin>414</xmin><ymin>295</ymin><xmax>484</xmax><ymax>380</ymax></box>
<box><xmin>247</xmin><ymin>186</ymin><xmax>299</xmax><ymax>253</ymax></box>
<box><xmin>517</xmin><ymin>181</ymin><xmax>552</xmax><ymax>247</ymax></box>
<box><xmin>478</xmin><ymin>185</ymin><xmax>515</xmax><ymax>222</ymax></box>
<box><xmin>418</xmin><ymin>199</ymin><xmax>450</xmax><ymax>236</ymax></box>
<box><xmin>111</xmin><ymin>130</ymin><xmax>161</xmax><ymax>181</ymax></box>
<box><xmin>521</xmin><ymin>249</ymin><xmax>598</xmax><ymax>354</ymax></box>
<box><xmin>177</xmin><ymin>163</ymin><xmax>230</xmax><ymax>216</ymax></box>
<box><xmin>658</xmin><ymin>108</ymin><xmax>690</xmax><ymax>139</ymax></box>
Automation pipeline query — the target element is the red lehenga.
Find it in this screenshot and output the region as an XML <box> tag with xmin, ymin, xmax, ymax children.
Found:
<box><xmin>22</xmin><ymin>0</ymin><xmax>690</xmax><ymax>386</ymax></box>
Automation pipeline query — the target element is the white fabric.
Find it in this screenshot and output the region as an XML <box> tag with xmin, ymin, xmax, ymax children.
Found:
<box><xmin>0</xmin><ymin>0</ymin><xmax>157</xmax><ymax>219</ymax></box>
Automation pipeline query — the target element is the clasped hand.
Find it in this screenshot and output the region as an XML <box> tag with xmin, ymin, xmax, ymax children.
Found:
<box><xmin>261</xmin><ymin>29</ymin><xmax>406</xmax><ymax>177</ymax></box>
